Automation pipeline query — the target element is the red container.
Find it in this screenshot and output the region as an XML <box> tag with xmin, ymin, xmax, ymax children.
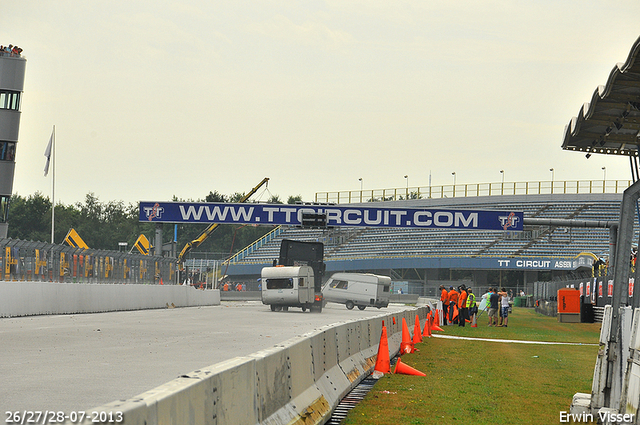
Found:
<box><xmin>558</xmin><ymin>288</ymin><xmax>580</xmax><ymax>314</ymax></box>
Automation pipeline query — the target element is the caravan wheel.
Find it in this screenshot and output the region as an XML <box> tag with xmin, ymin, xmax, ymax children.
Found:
<box><xmin>346</xmin><ymin>301</ymin><xmax>354</xmax><ymax>310</ymax></box>
<box><xmin>358</xmin><ymin>305</ymin><xmax>366</xmax><ymax>311</ymax></box>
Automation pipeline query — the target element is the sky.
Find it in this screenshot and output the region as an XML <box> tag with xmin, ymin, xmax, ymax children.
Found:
<box><xmin>2</xmin><ymin>1</ymin><xmax>640</xmax><ymax>206</ymax></box>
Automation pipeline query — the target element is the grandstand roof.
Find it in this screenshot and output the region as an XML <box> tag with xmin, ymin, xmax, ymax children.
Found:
<box><xmin>561</xmin><ymin>35</ymin><xmax>640</xmax><ymax>157</ymax></box>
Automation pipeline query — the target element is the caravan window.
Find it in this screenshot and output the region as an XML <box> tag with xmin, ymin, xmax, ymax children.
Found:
<box><xmin>329</xmin><ymin>279</ymin><xmax>348</xmax><ymax>289</ymax></box>
<box><xmin>266</xmin><ymin>278</ymin><xmax>293</xmax><ymax>289</ymax></box>
<box><xmin>383</xmin><ymin>285</ymin><xmax>390</xmax><ymax>292</ymax></box>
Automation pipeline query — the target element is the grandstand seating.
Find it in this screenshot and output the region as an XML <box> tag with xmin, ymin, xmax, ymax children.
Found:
<box><xmin>228</xmin><ymin>195</ymin><xmax>636</xmax><ymax>265</ymax></box>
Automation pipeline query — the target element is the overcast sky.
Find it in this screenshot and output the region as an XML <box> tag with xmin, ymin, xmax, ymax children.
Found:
<box><xmin>2</xmin><ymin>1</ymin><xmax>640</xmax><ymax>206</ymax></box>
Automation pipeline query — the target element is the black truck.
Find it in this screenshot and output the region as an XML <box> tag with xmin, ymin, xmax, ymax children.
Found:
<box><xmin>264</xmin><ymin>239</ymin><xmax>325</xmax><ymax>312</ymax></box>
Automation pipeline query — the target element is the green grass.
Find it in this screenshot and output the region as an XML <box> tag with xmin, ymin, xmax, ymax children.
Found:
<box><xmin>344</xmin><ymin>308</ymin><xmax>601</xmax><ymax>425</ymax></box>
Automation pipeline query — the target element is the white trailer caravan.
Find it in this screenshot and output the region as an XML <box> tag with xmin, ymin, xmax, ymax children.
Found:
<box><xmin>261</xmin><ymin>265</ymin><xmax>316</xmax><ymax>312</ymax></box>
<box><xmin>322</xmin><ymin>273</ymin><xmax>391</xmax><ymax>310</ymax></box>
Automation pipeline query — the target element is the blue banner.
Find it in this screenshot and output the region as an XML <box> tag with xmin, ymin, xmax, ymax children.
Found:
<box><xmin>139</xmin><ymin>202</ymin><xmax>523</xmax><ymax>231</ymax></box>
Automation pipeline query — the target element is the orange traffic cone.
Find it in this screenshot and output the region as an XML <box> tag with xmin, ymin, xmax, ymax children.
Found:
<box><xmin>413</xmin><ymin>315</ymin><xmax>423</xmax><ymax>344</ymax></box>
<box><xmin>373</xmin><ymin>326</ymin><xmax>390</xmax><ymax>379</ymax></box>
<box><xmin>400</xmin><ymin>318</ymin><xmax>414</xmax><ymax>354</ymax></box>
<box><xmin>394</xmin><ymin>358</ymin><xmax>426</xmax><ymax>376</ymax></box>
<box><xmin>431</xmin><ymin>308</ymin><xmax>444</xmax><ymax>331</ymax></box>
<box><xmin>160</xmin><ymin>278</ymin><xmax>164</xmax><ymax>285</ymax></box>
<box><xmin>422</xmin><ymin>315</ymin><xmax>432</xmax><ymax>337</ymax></box>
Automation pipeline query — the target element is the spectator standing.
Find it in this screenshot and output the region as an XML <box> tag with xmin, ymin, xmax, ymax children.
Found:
<box><xmin>488</xmin><ymin>287</ymin><xmax>499</xmax><ymax>326</ymax></box>
<box><xmin>499</xmin><ymin>287</ymin><xmax>510</xmax><ymax>327</ymax></box>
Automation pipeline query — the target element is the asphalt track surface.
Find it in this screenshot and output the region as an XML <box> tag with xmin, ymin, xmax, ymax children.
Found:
<box><xmin>1</xmin><ymin>301</ymin><xmax>410</xmax><ymax>414</ymax></box>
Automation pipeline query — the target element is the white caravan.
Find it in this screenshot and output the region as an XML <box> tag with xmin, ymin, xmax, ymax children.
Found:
<box><xmin>261</xmin><ymin>266</ymin><xmax>316</xmax><ymax>312</ymax></box>
<box><xmin>322</xmin><ymin>273</ymin><xmax>391</xmax><ymax>310</ymax></box>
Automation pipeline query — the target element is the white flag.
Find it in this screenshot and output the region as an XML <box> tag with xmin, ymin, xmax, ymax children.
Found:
<box><xmin>44</xmin><ymin>129</ymin><xmax>53</xmax><ymax>176</ymax></box>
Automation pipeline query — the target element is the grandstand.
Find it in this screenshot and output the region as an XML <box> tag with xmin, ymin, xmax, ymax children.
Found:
<box><xmin>223</xmin><ymin>185</ymin><xmax>637</xmax><ymax>294</ymax></box>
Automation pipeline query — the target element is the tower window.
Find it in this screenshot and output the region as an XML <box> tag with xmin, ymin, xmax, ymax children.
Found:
<box><xmin>0</xmin><ymin>195</ymin><xmax>9</xmax><ymax>222</ymax></box>
<box><xmin>0</xmin><ymin>142</ymin><xmax>16</xmax><ymax>161</ymax></box>
<box><xmin>0</xmin><ymin>91</ymin><xmax>20</xmax><ymax>111</ymax></box>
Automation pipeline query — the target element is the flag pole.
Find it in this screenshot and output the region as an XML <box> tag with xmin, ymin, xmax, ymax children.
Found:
<box><xmin>51</xmin><ymin>125</ymin><xmax>55</xmax><ymax>244</ymax></box>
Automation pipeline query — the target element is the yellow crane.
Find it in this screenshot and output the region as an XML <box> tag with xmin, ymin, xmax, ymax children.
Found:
<box><xmin>176</xmin><ymin>177</ymin><xmax>269</xmax><ymax>270</ymax></box>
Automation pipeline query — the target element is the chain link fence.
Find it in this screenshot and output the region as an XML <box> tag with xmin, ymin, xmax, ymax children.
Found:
<box><xmin>0</xmin><ymin>238</ymin><xmax>176</xmax><ymax>284</ymax></box>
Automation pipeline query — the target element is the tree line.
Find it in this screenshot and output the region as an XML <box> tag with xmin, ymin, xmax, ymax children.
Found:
<box><xmin>8</xmin><ymin>191</ymin><xmax>303</xmax><ymax>259</ymax></box>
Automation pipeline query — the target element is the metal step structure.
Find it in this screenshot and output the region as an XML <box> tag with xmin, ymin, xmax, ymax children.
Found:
<box><xmin>326</xmin><ymin>376</ymin><xmax>379</xmax><ymax>424</ymax></box>
<box><xmin>593</xmin><ymin>306</ymin><xmax>604</xmax><ymax>323</ymax></box>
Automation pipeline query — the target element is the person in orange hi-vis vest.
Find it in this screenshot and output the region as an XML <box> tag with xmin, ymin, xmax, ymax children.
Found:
<box><xmin>440</xmin><ymin>285</ymin><xmax>449</xmax><ymax>326</ymax></box>
<box><xmin>448</xmin><ymin>286</ymin><xmax>459</xmax><ymax>324</ymax></box>
<box><xmin>458</xmin><ymin>285</ymin><xmax>468</xmax><ymax>327</ymax></box>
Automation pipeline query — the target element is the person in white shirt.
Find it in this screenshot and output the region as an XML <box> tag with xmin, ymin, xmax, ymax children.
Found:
<box><xmin>498</xmin><ymin>287</ymin><xmax>510</xmax><ymax>327</ymax></box>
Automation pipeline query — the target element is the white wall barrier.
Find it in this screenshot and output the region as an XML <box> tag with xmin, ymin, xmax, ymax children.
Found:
<box><xmin>70</xmin><ymin>307</ymin><xmax>427</xmax><ymax>425</ymax></box>
<box><xmin>623</xmin><ymin>307</ymin><xmax>640</xmax><ymax>419</ymax></box>
<box><xmin>572</xmin><ymin>305</ymin><xmax>640</xmax><ymax>423</ymax></box>
<box><xmin>0</xmin><ymin>281</ymin><xmax>221</xmax><ymax>317</ymax></box>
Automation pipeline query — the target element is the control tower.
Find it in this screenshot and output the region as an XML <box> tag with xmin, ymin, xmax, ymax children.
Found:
<box><xmin>0</xmin><ymin>50</ymin><xmax>26</xmax><ymax>238</ymax></box>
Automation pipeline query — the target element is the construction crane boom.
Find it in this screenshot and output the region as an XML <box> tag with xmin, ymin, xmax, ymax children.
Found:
<box><xmin>176</xmin><ymin>177</ymin><xmax>269</xmax><ymax>269</ymax></box>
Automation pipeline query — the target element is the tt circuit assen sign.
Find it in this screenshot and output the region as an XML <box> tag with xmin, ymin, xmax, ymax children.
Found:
<box><xmin>139</xmin><ymin>202</ymin><xmax>523</xmax><ymax>231</ymax></box>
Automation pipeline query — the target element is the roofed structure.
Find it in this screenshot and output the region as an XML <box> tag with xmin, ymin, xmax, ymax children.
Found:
<box><xmin>562</xmin><ymin>36</ymin><xmax>640</xmax><ymax>159</ymax></box>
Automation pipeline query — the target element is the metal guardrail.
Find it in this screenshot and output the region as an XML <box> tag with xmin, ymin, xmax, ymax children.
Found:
<box><xmin>315</xmin><ymin>180</ymin><xmax>632</xmax><ymax>204</ymax></box>
<box><xmin>0</xmin><ymin>238</ymin><xmax>175</xmax><ymax>284</ymax></box>
<box><xmin>224</xmin><ymin>226</ymin><xmax>283</xmax><ymax>264</ymax></box>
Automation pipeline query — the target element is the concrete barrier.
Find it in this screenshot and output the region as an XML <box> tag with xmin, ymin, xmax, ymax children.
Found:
<box><xmin>0</xmin><ymin>281</ymin><xmax>220</xmax><ymax>317</ymax></box>
<box><xmin>220</xmin><ymin>291</ymin><xmax>261</xmax><ymax>301</ymax></box>
<box><xmin>70</xmin><ymin>307</ymin><xmax>427</xmax><ymax>425</ymax></box>
<box><xmin>94</xmin><ymin>357</ymin><xmax>258</xmax><ymax>424</ymax></box>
